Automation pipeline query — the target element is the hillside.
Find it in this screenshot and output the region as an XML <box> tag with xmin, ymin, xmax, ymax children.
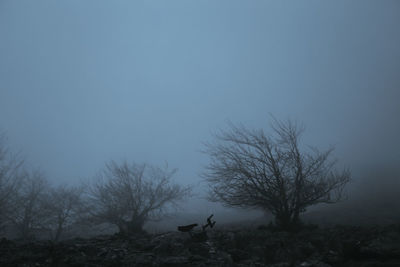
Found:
<box><xmin>1</xmin><ymin>223</ymin><xmax>400</xmax><ymax>267</ymax></box>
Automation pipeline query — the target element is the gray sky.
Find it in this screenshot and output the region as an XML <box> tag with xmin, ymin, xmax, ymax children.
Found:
<box><xmin>0</xmin><ymin>0</ymin><xmax>399</xmax><ymax>191</ymax></box>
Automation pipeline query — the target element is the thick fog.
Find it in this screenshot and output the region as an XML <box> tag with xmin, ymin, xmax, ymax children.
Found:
<box><xmin>0</xmin><ymin>1</ymin><xmax>399</xmax><ymax>225</ymax></box>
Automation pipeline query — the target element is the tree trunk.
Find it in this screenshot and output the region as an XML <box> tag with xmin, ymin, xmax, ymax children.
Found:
<box><xmin>53</xmin><ymin>224</ymin><xmax>63</xmax><ymax>242</ymax></box>
<box><xmin>118</xmin><ymin>218</ymin><xmax>145</xmax><ymax>235</ymax></box>
<box><xmin>275</xmin><ymin>212</ymin><xmax>291</xmax><ymax>230</ymax></box>
<box><xmin>292</xmin><ymin>210</ymin><xmax>300</xmax><ymax>226</ymax></box>
<box><xmin>275</xmin><ymin>211</ymin><xmax>301</xmax><ymax>231</ymax></box>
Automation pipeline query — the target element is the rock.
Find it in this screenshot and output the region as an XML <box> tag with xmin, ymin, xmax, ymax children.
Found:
<box><xmin>228</xmin><ymin>248</ymin><xmax>250</xmax><ymax>262</ymax></box>
<box><xmin>159</xmin><ymin>256</ymin><xmax>189</xmax><ymax>267</ymax></box>
<box><xmin>153</xmin><ymin>239</ymin><xmax>184</xmax><ymax>256</ymax></box>
<box><xmin>123</xmin><ymin>252</ymin><xmax>155</xmax><ymax>266</ymax></box>
<box><xmin>267</xmin><ymin>262</ymin><xmax>291</xmax><ymax>267</ymax></box>
<box><xmin>188</xmin><ymin>241</ymin><xmax>211</xmax><ymax>257</ymax></box>
<box><xmin>297</xmin><ymin>260</ymin><xmax>331</xmax><ymax>267</ymax></box>
<box><xmin>1</xmin><ymin>224</ymin><xmax>400</xmax><ymax>266</ymax></box>
<box><xmin>359</xmin><ymin>232</ymin><xmax>400</xmax><ymax>258</ymax></box>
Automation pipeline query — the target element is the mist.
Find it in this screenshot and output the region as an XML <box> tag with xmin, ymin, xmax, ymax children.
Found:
<box><xmin>1</xmin><ymin>0</ymin><xmax>399</xmax><ymax>229</ymax></box>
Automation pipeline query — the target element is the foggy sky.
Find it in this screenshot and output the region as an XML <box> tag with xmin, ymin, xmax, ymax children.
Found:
<box><xmin>0</xmin><ymin>0</ymin><xmax>399</xmax><ymax>193</ymax></box>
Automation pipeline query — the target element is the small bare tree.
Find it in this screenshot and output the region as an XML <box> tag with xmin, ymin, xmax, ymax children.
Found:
<box><xmin>88</xmin><ymin>161</ymin><xmax>190</xmax><ymax>235</ymax></box>
<box><xmin>0</xmin><ymin>133</ymin><xmax>24</xmax><ymax>231</ymax></box>
<box><xmin>203</xmin><ymin>119</ymin><xmax>350</xmax><ymax>230</ymax></box>
<box><xmin>7</xmin><ymin>170</ymin><xmax>50</xmax><ymax>240</ymax></box>
<box><xmin>42</xmin><ymin>185</ymin><xmax>84</xmax><ymax>242</ymax></box>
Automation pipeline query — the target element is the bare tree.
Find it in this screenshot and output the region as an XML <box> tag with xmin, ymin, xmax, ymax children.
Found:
<box><xmin>203</xmin><ymin>119</ymin><xmax>350</xmax><ymax>230</ymax></box>
<box><xmin>7</xmin><ymin>170</ymin><xmax>50</xmax><ymax>240</ymax></box>
<box><xmin>0</xmin><ymin>133</ymin><xmax>23</xmax><ymax>231</ymax></box>
<box><xmin>42</xmin><ymin>185</ymin><xmax>84</xmax><ymax>242</ymax></box>
<box><xmin>88</xmin><ymin>161</ymin><xmax>191</xmax><ymax>235</ymax></box>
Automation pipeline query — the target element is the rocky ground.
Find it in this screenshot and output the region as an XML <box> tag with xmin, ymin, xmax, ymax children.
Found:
<box><xmin>1</xmin><ymin>224</ymin><xmax>400</xmax><ymax>267</ymax></box>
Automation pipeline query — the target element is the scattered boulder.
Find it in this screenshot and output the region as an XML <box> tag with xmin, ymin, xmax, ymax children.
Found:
<box><xmin>0</xmin><ymin>224</ymin><xmax>400</xmax><ymax>266</ymax></box>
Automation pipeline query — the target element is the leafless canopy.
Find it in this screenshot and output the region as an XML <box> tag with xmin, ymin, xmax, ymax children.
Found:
<box><xmin>7</xmin><ymin>170</ymin><xmax>50</xmax><ymax>240</ymax></box>
<box><xmin>0</xmin><ymin>133</ymin><xmax>23</xmax><ymax>230</ymax></box>
<box><xmin>88</xmin><ymin>161</ymin><xmax>191</xmax><ymax>234</ymax></box>
<box><xmin>203</xmin><ymin>119</ymin><xmax>350</xmax><ymax>229</ymax></box>
<box><xmin>43</xmin><ymin>185</ymin><xmax>84</xmax><ymax>241</ymax></box>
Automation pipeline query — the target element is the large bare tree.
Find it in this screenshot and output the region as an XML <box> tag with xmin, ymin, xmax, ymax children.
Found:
<box><xmin>88</xmin><ymin>161</ymin><xmax>190</xmax><ymax>235</ymax></box>
<box><xmin>203</xmin><ymin>119</ymin><xmax>350</xmax><ymax>230</ymax></box>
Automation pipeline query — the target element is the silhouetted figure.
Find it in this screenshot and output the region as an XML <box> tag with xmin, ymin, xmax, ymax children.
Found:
<box><xmin>202</xmin><ymin>214</ymin><xmax>216</xmax><ymax>231</ymax></box>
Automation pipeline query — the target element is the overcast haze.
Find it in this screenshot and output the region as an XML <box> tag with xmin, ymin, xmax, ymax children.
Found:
<box><xmin>0</xmin><ymin>0</ymin><xmax>399</xmax><ymax>199</ymax></box>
